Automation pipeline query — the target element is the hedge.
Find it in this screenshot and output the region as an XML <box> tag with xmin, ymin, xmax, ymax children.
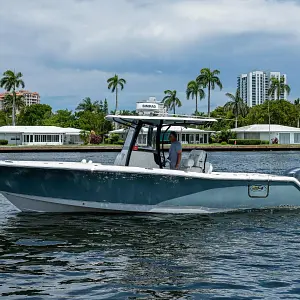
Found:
<box><xmin>228</xmin><ymin>139</ymin><xmax>269</xmax><ymax>145</ymax></box>
<box><xmin>0</xmin><ymin>140</ymin><xmax>8</xmax><ymax>145</ymax></box>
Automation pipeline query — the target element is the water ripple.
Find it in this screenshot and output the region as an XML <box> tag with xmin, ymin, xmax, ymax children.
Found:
<box><xmin>1</xmin><ymin>151</ymin><xmax>300</xmax><ymax>299</ymax></box>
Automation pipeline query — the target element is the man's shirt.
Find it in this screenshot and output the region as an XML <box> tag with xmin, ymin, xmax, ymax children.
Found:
<box><xmin>169</xmin><ymin>141</ymin><xmax>182</xmax><ymax>169</ymax></box>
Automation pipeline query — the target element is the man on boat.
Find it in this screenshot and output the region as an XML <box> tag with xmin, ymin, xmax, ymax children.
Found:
<box><xmin>168</xmin><ymin>131</ymin><xmax>182</xmax><ymax>170</ymax></box>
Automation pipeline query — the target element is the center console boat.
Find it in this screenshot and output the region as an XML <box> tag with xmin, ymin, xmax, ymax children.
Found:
<box><xmin>0</xmin><ymin>109</ymin><xmax>299</xmax><ymax>213</ymax></box>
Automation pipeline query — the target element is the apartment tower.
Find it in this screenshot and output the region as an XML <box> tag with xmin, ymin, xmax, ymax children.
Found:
<box><xmin>237</xmin><ymin>71</ymin><xmax>287</xmax><ymax>107</ymax></box>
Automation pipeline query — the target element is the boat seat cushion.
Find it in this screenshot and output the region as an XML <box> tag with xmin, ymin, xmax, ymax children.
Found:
<box><xmin>188</xmin><ymin>150</ymin><xmax>207</xmax><ymax>170</ymax></box>
<box><xmin>180</xmin><ymin>150</ymin><xmax>209</xmax><ymax>173</ymax></box>
<box><xmin>183</xmin><ymin>158</ymin><xmax>194</xmax><ymax>168</ymax></box>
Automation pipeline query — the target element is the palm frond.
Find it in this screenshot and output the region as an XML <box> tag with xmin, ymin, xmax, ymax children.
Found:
<box><xmin>162</xmin><ymin>95</ymin><xmax>170</xmax><ymax>102</ymax></box>
<box><xmin>214</xmin><ymin>77</ymin><xmax>223</xmax><ymax>90</ymax></box>
<box><xmin>284</xmin><ymin>84</ymin><xmax>291</xmax><ymax>95</ymax></box>
<box><xmin>164</xmin><ymin>90</ymin><xmax>172</xmax><ymax>95</ymax></box>
<box><xmin>224</xmin><ymin>101</ymin><xmax>234</xmax><ymax>112</ymax></box>
<box><xmin>186</xmin><ymin>89</ymin><xmax>194</xmax><ymax>100</ymax></box>
<box><xmin>212</xmin><ymin>69</ymin><xmax>221</xmax><ymax>76</ymax></box>
<box><xmin>200</xmin><ymin>68</ymin><xmax>210</xmax><ymax>74</ymax></box>
<box><xmin>225</xmin><ymin>92</ymin><xmax>236</xmax><ymax>102</ymax></box>
<box><xmin>3</xmin><ymin>70</ymin><xmax>15</xmax><ymax>77</ymax></box>
<box><xmin>199</xmin><ymin>88</ymin><xmax>205</xmax><ymax>99</ymax></box>
<box><xmin>175</xmin><ymin>98</ymin><xmax>182</xmax><ymax>107</ymax></box>
<box><xmin>0</xmin><ymin>69</ymin><xmax>25</xmax><ymax>92</ymax></box>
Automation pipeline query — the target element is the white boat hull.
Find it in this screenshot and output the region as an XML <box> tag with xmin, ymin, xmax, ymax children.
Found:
<box><xmin>0</xmin><ymin>160</ymin><xmax>299</xmax><ymax>214</ymax></box>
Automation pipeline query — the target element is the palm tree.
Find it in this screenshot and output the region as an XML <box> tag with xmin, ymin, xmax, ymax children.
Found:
<box><xmin>107</xmin><ymin>74</ymin><xmax>126</xmax><ymax>113</ymax></box>
<box><xmin>196</xmin><ymin>68</ymin><xmax>222</xmax><ymax>117</ymax></box>
<box><xmin>186</xmin><ymin>80</ymin><xmax>205</xmax><ymax>114</ymax></box>
<box><xmin>295</xmin><ymin>98</ymin><xmax>300</xmax><ymax>128</ymax></box>
<box><xmin>224</xmin><ymin>89</ymin><xmax>248</xmax><ymax>128</ymax></box>
<box><xmin>0</xmin><ymin>70</ymin><xmax>25</xmax><ymax>126</ymax></box>
<box><xmin>268</xmin><ymin>77</ymin><xmax>291</xmax><ymax>101</ymax></box>
<box><xmin>76</xmin><ymin>97</ymin><xmax>100</xmax><ymax>112</ymax></box>
<box><xmin>3</xmin><ymin>94</ymin><xmax>25</xmax><ymax>116</ymax></box>
<box><xmin>162</xmin><ymin>90</ymin><xmax>182</xmax><ymax>114</ymax></box>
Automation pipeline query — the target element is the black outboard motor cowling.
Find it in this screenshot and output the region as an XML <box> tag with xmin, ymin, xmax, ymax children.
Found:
<box><xmin>284</xmin><ymin>167</ymin><xmax>300</xmax><ymax>181</ymax></box>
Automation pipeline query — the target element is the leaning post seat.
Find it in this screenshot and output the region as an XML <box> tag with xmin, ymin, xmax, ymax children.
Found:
<box><xmin>189</xmin><ymin>150</ymin><xmax>207</xmax><ymax>170</ymax></box>
<box><xmin>181</xmin><ymin>150</ymin><xmax>213</xmax><ymax>173</ymax></box>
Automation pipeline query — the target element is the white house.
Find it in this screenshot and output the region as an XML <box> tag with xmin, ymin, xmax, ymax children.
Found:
<box><xmin>231</xmin><ymin>124</ymin><xmax>300</xmax><ymax>144</ymax></box>
<box><xmin>0</xmin><ymin>126</ymin><xmax>83</xmax><ymax>146</ymax></box>
<box><xmin>110</xmin><ymin>126</ymin><xmax>214</xmax><ymax>145</ymax></box>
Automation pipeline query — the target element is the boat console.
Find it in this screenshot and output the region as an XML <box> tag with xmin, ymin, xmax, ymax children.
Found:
<box><xmin>106</xmin><ymin>114</ymin><xmax>217</xmax><ymax>172</ymax></box>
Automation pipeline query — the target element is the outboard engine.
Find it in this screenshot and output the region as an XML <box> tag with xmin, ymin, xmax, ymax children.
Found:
<box><xmin>284</xmin><ymin>167</ymin><xmax>300</xmax><ymax>181</ymax></box>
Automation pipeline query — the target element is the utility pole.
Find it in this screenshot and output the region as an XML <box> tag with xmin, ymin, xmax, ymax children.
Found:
<box><xmin>268</xmin><ymin>100</ymin><xmax>271</xmax><ymax>144</ymax></box>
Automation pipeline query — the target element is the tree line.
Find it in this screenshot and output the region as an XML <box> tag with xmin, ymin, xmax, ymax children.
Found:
<box><xmin>0</xmin><ymin>68</ymin><xmax>299</xmax><ymax>135</ymax></box>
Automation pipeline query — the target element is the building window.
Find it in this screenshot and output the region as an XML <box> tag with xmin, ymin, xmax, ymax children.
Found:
<box><xmin>199</xmin><ymin>134</ymin><xmax>204</xmax><ymax>144</ymax></box>
<box><xmin>294</xmin><ymin>133</ymin><xmax>300</xmax><ymax>143</ymax></box>
<box><xmin>185</xmin><ymin>134</ymin><xmax>190</xmax><ymax>143</ymax></box>
<box><xmin>190</xmin><ymin>135</ymin><xmax>194</xmax><ymax>144</ymax></box>
<box><xmin>245</xmin><ymin>133</ymin><xmax>260</xmax><ymax>139</ymax></box>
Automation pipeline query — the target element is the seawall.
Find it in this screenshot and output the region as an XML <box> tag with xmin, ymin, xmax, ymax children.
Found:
<box><xmin>0</xmin><ymin>145</ymin><xmax>300</xmax><ymax>153</ymax></box>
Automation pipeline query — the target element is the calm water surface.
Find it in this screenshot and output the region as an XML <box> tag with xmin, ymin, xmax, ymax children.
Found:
<box><xmin>1</xmin><ymin>151</ymin><xmax>300</xmax><ymax>299</ymax></box>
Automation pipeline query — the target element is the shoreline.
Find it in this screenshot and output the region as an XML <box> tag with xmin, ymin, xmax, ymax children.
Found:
<box><xmin>0</xmin><ymin>145</ymin><xmax>300</xmax><ymax>152</ymax></box>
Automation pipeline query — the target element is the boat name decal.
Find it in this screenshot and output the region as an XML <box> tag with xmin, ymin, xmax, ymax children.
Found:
<box><xmin>249</xmin><ymin>185</ymin><xmax>267</xmax><ymax>192</ymax></box>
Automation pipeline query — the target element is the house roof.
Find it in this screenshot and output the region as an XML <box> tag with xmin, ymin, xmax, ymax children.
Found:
<box><xmin>0</xmin><ymin>126</ymin><xmax>82</xmax><ymax>134</ymax></box>
<box><xmin>232</xmin><ymin>124</ymin><xmax>300</xmax><ymax>133</ymax></box>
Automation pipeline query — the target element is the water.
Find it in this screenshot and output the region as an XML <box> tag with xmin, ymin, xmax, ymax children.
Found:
<box><xmin>1</xmin><ymin>151</ymin><xmax>300</xmax><ymax>299</ymax></box>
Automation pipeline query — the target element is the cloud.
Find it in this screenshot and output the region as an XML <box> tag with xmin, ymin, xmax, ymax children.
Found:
<box><xmin>2</xmin><ymin>0</ymin><xmax>300</xmax><ymax>67</ymax></box>
<box><xmin>0</xmin><ymin>0</ymin><xmax>300</xmax><ymax>113</ymax></box>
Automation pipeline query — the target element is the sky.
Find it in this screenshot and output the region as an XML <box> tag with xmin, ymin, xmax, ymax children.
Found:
<box><xmin>1</xmin><ymin>0</ymin><xmax>300</xmax><ymax>114</ymax></box>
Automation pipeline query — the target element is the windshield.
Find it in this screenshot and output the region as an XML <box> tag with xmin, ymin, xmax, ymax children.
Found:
<box><xmin>135</xmin><ymin>125</ymin><xmax>157</xmax><ymax>150</ymax></box>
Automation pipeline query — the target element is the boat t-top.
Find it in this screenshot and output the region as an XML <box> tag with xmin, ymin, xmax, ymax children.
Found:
<box><xmin>0</xmin><ymin>98</ymin><xmax>300</xmax><ymax>213</ymax></box>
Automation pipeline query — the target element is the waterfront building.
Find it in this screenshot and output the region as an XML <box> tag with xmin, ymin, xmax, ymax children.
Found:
<box><xmin>237</xmin><ymin>71</ymin><xmax>287</xmax><ymax>107</ymax></box>
<box><xmin>231</xmin><ymin>124</ymin><xmax>300</xmax><ymax>144</ymax></box>
<box><xmin>0</xmin><ymin>126</ymin><xmax>83</xmax><ymax>146</ymax></box>
<box><xmin>110</xmin><ymin>126</ymin><xmax>213</xmax><ymax>145</ymax></box>
<box><xmin>0</xmin><ymin>90</ymin><xmax>40</xmax><ymax>110</ymax></box>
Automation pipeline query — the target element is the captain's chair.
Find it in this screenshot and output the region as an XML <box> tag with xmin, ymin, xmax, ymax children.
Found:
<box><xmin>181</xmin><ymin>150</ymin><xmax>213</xmax><ymax>173</ymax></box>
